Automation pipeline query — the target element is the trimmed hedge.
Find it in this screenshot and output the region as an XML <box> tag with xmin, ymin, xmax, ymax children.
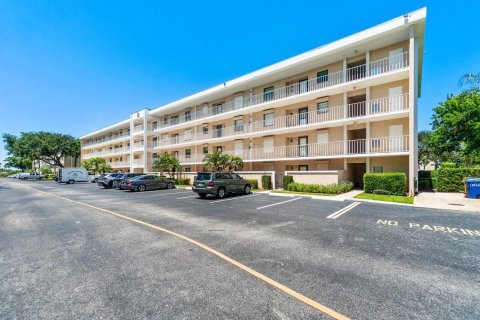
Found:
<box><xmin>287</xmin><ymin>181</ymin><xmax>353</xmax><ymax>194</ymax></box>
<box><xmin>175</xmin><ymin>178</ymin><xmax>190</xmax><ymax>185</ymax></box>
<box><xmin>283</xmin><ymin>175</ymin><xmax>294</xmax><ymax>190</ymax></box>
<box><xmin>261</xmin><ymin>175</ymin><xmax>272</xmax><ymax>190</ymax></box>
<box><xmin>436</xmin><ymin>167</ymin><xmax>480</xmax><ymax>192</ymax></box>
<box><xmin>248</xmin><ymin>179</ymin><xmax>258</xmax><ymax>189</ymax></box>
<box><xmin>363</xmin><ymin>173</ymin><xmax>406</xmax><ymax>196</ymax></box>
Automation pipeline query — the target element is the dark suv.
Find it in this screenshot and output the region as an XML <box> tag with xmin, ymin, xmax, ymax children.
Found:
<box><xmin>192</xmin><ymin>172</ymin><xmax>251</xmax><ymax>199</ymax></box>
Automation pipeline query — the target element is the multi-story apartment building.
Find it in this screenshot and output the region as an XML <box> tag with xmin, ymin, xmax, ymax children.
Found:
<box><xmin>80</xmin><ymin>8</ymin><xmax>426</xmax><ymax>195</ymax></box>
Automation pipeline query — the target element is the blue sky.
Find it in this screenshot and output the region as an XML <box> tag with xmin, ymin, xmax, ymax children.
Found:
<box><xmin>1</xmin><ymin>0</ymin><xmax>479</xmax><ymax>166</ymax></box>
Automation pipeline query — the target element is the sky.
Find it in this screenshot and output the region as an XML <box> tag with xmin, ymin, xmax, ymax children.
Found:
<box><xmin>1</xmin><ymin>0</ymin><xmax>479</xmax><ymax>166</ymax></box>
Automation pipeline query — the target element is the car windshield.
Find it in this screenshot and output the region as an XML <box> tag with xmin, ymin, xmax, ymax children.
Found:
<box><xmin>131</xmin><ymin>175</ymin><xmax>147</xmax><ymax>180</ymax></box>
<box><xmin>109</xmin><ymin>173</ymin><xmax>122</xmax><ymax>178</ymax></box>
<box><xmin>196</xmin><ymin>173</ymin><xmax>212</xmax><ymax>181</ymax></box>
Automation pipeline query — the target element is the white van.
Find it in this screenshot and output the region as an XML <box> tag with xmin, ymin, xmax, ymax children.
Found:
<box><xmin>57</xmin><ymin>168</ymin><xmax>89</xmax><ymax>184</ymax></box>
<box><xmin>18</xmin><ymin>172</ymin><xmax>42</xmax><ymax>180</ymax></box>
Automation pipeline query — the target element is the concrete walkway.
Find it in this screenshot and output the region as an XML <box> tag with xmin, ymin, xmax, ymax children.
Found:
<box><xmin>415</xmin><ymin>191</ymin><xmax>480</xmax><ymax>212</ymax></box>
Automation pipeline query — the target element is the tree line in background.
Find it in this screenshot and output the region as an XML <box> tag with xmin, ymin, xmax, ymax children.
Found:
<box><xmin>2</xmin><ymin>132</ymin><xmax>80</xmax><ymax>171</ymax></box>
<box><xmin>419</xmin><ymin>73</ymin><xmax>480</xmax><ymax>168</ymax></box>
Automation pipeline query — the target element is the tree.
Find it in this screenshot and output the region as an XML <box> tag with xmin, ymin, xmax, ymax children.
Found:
<box><xmin>459</xmin><ymin>72</ymin><xmax>480</xmax><ymax>89</ymax></box>
<box><xmin>431</xmin><ymin>89</ymin><xmax>480</xmax><ymax>166</ymax></box>
<box><xmin>202</xmin><ymin>150</ymin><xmax>229</xmax><ymax>171</ymax></box>
<box><xmin>152</xmin><ymin>152</ymin><xmax>181</xmax><ymax>178</ymax></box>
<box><xmin>40</xmin><ymin>166</ymin><xmax>52</xmax><ymax>176</ymax></box>
<box><xmin>225</xmin><ymin>155</ymin><xmax>243</xmax><ymax>171</ymax></box>
<box><xmin>82</xmin><ymin>157</ymin><xmax>112</xmax><ymax>173</ymax></box>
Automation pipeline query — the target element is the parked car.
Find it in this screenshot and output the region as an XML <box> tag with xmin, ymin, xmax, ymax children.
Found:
<box><xmin>88</xmin><ymin>172</ymin><xmax>101</xmax><ymax>183</ymax></box>
<box><xmin>18</xmin><ymin>172</ymin><xmax>43</xmax><ymax>180</ymax></box>
<box><xmin>112</xmin><ymin>173</ymin><xmax>145</xmax><ymax>189</ymax></box>
<box><xmin>121</xmin><ymin>175</ymin><xmax>175</xmax><ymax>192</ymax></box>
<box><xmin>192</xmin><ymin>172</ymin><xmax>251</xmax><ymax>199</ymax></box>
<box><xmin>97</xmin><ymin>173</ymin><xmax>124</xmax><ymax>188</ymax></box>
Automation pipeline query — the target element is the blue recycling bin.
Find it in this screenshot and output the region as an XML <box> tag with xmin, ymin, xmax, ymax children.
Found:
<box><xmin>464</xmin><ymin>178</ymin><xmax>480</xmax><ymax>199</ymax></box>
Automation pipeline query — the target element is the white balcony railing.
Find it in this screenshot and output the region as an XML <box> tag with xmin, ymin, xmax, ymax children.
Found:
<box><xmin>109</xmin><ymin>161</ymin><xmax>130</xmax><ymax>168</ymax></box>
<box><xmin>132</xmin><ymin>159</ymin><xmax>144</xmax><ymax>167</ymax></box>
<box><xmin>155</xmin><ymin>51</ymin><xmax>409</xmax><ymax>130</ymax></box>
<box><xmin>134</xmin><ymin>124</ymin><xmax>145</xmax><ymax>133</ymax></box>
<box><xmin>83</xmin><ymin>146</ymin><xmax>131</xmax><ymax>159</ymax></box>
<box><xmin>155</xmin><ymin>94</ymin><xmax>409</xmax><ymax>148</ymax></box>
<box><xmin>83</xmin><ymin>131</ymin><xmax>131</xmax><ymax>148</ymax></box>
<box><xmin>174</xmin><ymin>136</ymin><xmax>409</xmax><ymax>164</ymax></box>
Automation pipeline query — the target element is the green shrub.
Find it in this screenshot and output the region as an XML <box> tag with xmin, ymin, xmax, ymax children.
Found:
<box><xmin>436</xmin><ymin>167</ymin><xmax>480</xmax><ymax>192</ymax></box>
<box><xmin>261</xmin><ymin>175</ymin><xmax>272</xmax><ymax>190</ymax></box>
<box><xmin>248</xmin><ymin>179</ymin><xmax>258</xmax><ymax>189</ymax></box>
<box><xmin>282</xmin><ymin>175</ymin><xmax>294</xmax><ymax>190</ymax></box>
<box><xmin>175</xmin><ymin>178</ymin><xmax>190</xmax><ymax>185</ymax></box>
<box><xmin>441</xmin><ymin>162</ymin><xmax>456</xmax><ymax>169</ymax></box>
<box><xmin>363</xmin><ymin>173</ymin><xmax>406</xmax><ymax>196</ymax></box>
<box><xmin>287</xmin><ymin>181</ymin><xmax>353</xmax><ymax>194</ymax></box>
<box><xmin>418</xmin><ymin>170</ymin><xmax>437</xmax><ymax>191</ymax></box>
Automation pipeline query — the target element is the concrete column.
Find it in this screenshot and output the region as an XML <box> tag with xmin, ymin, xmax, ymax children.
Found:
<box><xmin>343</xmin><ymin>92</ymin><xmax>348</xmax><ymax>119</ymax></box>
<box><xmin>143</xmin><ymin>109</ymin><xmax>148</xmax><ymax>172</ymax></box>
<box><xmin>366</xmin><ymin>122</ymin><xmax>370</xmax><ymax>154</ymax></box>
<box><xmin>366</xmin><ymin>86</ymin><xmax>370</xmax><ymax>116</ymax></box>
<box><xmin>343</xmin><ymin>125</ymin><xmax>348</xmax><ymax>155</ymax></box>
<box><xmin>365</xmin><ymin>51</ymin><xmax>370</xmax><ymax>77</ymax></box>
<box><xmin>408</xmin><ymin>25</ymin><xmax>419</xmax><ymax>195</ymax></box>
<box><xmin>129</xmin><ymin>115</ymin><xmax>134</xmax><ymax>173</ymax></box>
<box><xmin>342</xmin><ymin>58</ymin><xmax>347</xmax><ymax>83</ymax></box>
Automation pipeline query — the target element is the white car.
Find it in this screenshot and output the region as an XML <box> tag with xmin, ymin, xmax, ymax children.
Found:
<box><xmin>88</xmin><ymin>172</ymin><xmax>101</xmax><ymax>183</ymax></box>
<box><xmin>18</xmin><ymin>172</ymin><xmax>43</xmax><ymax>180</ymax></box>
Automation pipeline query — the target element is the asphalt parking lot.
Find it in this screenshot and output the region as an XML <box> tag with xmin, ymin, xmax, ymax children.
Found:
<box><xmin>1</xmin><ymin>179</ymin><xmax>479</xmax><ymax>319</ymax></box>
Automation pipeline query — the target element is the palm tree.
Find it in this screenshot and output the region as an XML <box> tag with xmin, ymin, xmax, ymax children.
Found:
<box><xmin>225</xmin><ymin>155</ymin><xmax>243</xmax><ymax>171</ymax></box>
<box><xmin>152</xmin><ymin>152</ymin><xmax>181</xmax><ymax>178</ymax></box>
<box><xmin>202</xmin><ymin>150</ymin><xmax>229</xmax><ymax>171</ymax></box>
<box><xmin>459</xmin><ymin>72</ymin><xmax>480</xmax><ymax>89</ymax></box>
<box><xmin>82</xmin><ymin>157</ymin><xmax>111</xmax><ymax>173</ymax></box>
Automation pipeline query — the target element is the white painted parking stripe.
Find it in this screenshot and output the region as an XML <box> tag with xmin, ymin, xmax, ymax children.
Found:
<box><xmin>209</xmin><ymin>194</ymin><xmax>260</xmax><ymax>204</ymax></box>
<box><xmin>326</xmin><ymin>202</ymin><xmax>361</xmax><ymax>219</ymax></box>
<box><xmin>256</xmin><ymin>197</ymin><xmax>301</xmax><ymax>210</ymax></box>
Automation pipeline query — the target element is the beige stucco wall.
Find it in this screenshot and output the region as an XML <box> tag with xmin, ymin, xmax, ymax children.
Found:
<box><xmin>285</xmin><ymin>170</ymin><xmax>345</xmax><ymax>185</ymax></box>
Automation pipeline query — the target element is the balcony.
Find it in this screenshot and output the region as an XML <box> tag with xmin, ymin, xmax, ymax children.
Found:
<box><xmin>109</xmin><ymin>160</ymin><xmax>130</xmax><ymax>168</ymax></box>
<box><xmin>154</xmin><ymin>94</ymin><xmax>409</xmax><ymax>149</ymax></box>
<box><xmin>83</xmin><ymin>132</ymin><xmax>131</xmax><ymax>148</ymax></box>
<box><xmin>155</xmin><ymin>51</ymin><xmax>409</xmax><ymax>131</ymax></box>
<box><xmin>175</xmin><ymin>135</ymin><xmax>409</xmax><ymax>164</ymax></box>
<box><xmin>83</xmin><ymin>146</ymin><xmax>131</xmax><ymax>159</ymax></box>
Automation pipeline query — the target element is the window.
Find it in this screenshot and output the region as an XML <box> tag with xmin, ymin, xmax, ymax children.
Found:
<box><xmin>216</xmin><ymin>146</ymin><xmax>223</xmax><ymax>152</ymax></box>
<box><xmin>152</xmin><ymin>137</ymin><xmax>158</xmax><ymax>148</ymax></box>
<box><xmin>184</xmin><ymin>129</ymin><xmax>192</xmax><ymax>141</ymax></box>
<box><xmin>263</xmin><ymin>86</ymin><xmax>274</xmax><ymax>101</ymax></box>
<box><xmin>234</xmin><ymin>119</ymin><xmax>244</xmax><ymax>132</ymax></box>
<box><xmin>153</xmin><ymin>153</ymin><xmax>158</xmax><ymax>159</ymax></box>
<box><xmin>231</xmin><ymin>173</ymin><xmax>241</xmax><ymax>180</ymax></box>
<box><xmin>185</xmin><ymin>110</ymin><xmax>191</xmax><ymax>121</ymax></box>
<box><xmin>185</xmin><ymin>149</ymin><xmax>191</xmax><ymax>158</ymax></box>
<box><xmin>264</xmin><ymin>138</ymin><xmax>274</xmax><ymax>153</ymax></box>
<box><xmin>203</xmin><ymin>126</ymin><xmax>209</xmax><ymax>135</ymax></box>
<box><xmin>234</xmin><ymin>142</ymin><xmax>243</xmax><ymax>156</ymax></box>
<box><xmin>214</xmin><ymin>103</ymin><xmax>223</xmax><ymax>114</ymax></box>
<box><xmin>185</xmin><ymin>167</ymin><xmax>191</xmax><ymax>172</ymax></box>
<box><xmin>152</xmin><ymin>121</ymin><xmax>158</xmax><ymax>131</ymax></box>
<box><xmin>163</xmin><ymin>116</ymin><xmax>168</xmax><ymax>125</ymax></box>
<box><xmin>299</xmin><ymin>165</ymin><xmax>308</xmax><ymax>171</ymax></box>
<box><xmin>234</xmin><ymin>95</ymin><xmax>243</xmax><ymax>109</ymax></box>
<box><xmin>221</xmin><ymin>173</ymin><xmax>231</xmax><ymax>179</ymax></box>
<box><xmin>373</xmin><ymin>166</ymin><xmax>383</xmax><ymax>173</ymax></box>
<box><xmin>202</xmin><ymin>146</ymin><xmax>208</xmax><ymax>154</ymax></box>
<box><xmin>263</xmin><ymin>113</ymin><xmax>274</xmax><ymax>127</ymax></box>
<box><xmin>173</xmin><ymin>134</ymin><xmax>179</xmax><ymax>144</ymax></box>
<box><xmin>317</xmin><ymin>102</ymin><xmax>328</xmax><ymax>114</ymax></box>
<box><xmin>162</xmin><ymin>134</ymin><xmax>168</xmax><ymax>143</ymax></box>
<box><xmin>317</xmin><ymin>70</ymin><xmax>328</xmax><ymax>83</ymax></box>
<box><xmin>172</xmin><ymin>151</ymin><xmax>179</xmax><ymax>158</ymax></box>
<box><xmin>170</xmin><ymin>115</ymin><xmax>179</xmax><ymax>125</ymax></box>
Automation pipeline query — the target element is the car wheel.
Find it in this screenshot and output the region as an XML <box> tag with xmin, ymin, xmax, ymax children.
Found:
<box><xmin>167</xmin><ymin>182</ymin><xmax>174</xmax><ymax>189</ymax></box>
<box><xmin>138</xmin><ymin>184</ymin><xmax>146</xmax><ymax>192</ymax></box>
<box><xmin>23</xmin><ymin>177</ymin><xmax>28</xmax><ymax>180</ymax></box>
<box><xmin>244</xmin><ymin>185</ymin><xmax>251</xmax><ymax>195</ymax></box>
<box><xmin>69</xmin><ymin>179</ymin><xmax>75</xmax><ymax>184</ymax></box>
<box><xmin>94</xmin><ymin>178</ymin><xmax>99</xmax><ymax>183</ymax></box>
<box><xmin>108</xmin><ymin>182</ymin><xmax>113</xmax><ymax>189</ymax></box>
<box><xmin>217</xmin><ymin>187</ymin><xmax>226</xmax><ymax>199</ymax></box>
<box><xmin>199</xmin><ymin>193</ymin><xmax>207</xmax><ymax>199</ymax></box>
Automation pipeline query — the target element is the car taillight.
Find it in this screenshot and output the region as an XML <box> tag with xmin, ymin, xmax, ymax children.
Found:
<box><xmin>127</xmin><ymin>180</ymin><xmax>134</xmax><ymax>184</ymax></box>
<box><xmin>118</xmin><ymin>178</ymin><xmax>124</xmax><ymax>182</ymax></box>
<box><xmin>207</xmin><ymin>181</ymin><xmax>214</xmax><ymax>188</ymax></box>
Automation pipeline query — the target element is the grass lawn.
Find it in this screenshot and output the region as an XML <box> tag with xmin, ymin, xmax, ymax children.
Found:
<box><xmin>270</xmin><ymin>190</ymin><xmax>337</xmax><ymax>196</ymax></box>
<box><xmin>354</xmin><ymin>192</ymin><xmax>414</xmax><ymax>204</ymax></box>
<box><xmin>176</xmin><ymin>185</ymin><xmax>191</xmax><ymax>188</ymax></box>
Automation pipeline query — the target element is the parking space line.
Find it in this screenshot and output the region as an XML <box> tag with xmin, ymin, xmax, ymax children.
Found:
<box><xmin>326</xmin><ymin>202</ymin><xmax>361</xmax><ymax>220</ymax></box>
<box><xmin>14</xmin><ymin>183</ymin><xmax>350</xmax><ymax>320</ymax></box>
<box><xmin>256</xmin><ymin>197</ymin><xmax>301</xmax><ymax>210</ymax></box>
<box><xmin>209</xmin><ymin>194</ymin><xmax>260</xmax><ymax>204</ymax></box>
